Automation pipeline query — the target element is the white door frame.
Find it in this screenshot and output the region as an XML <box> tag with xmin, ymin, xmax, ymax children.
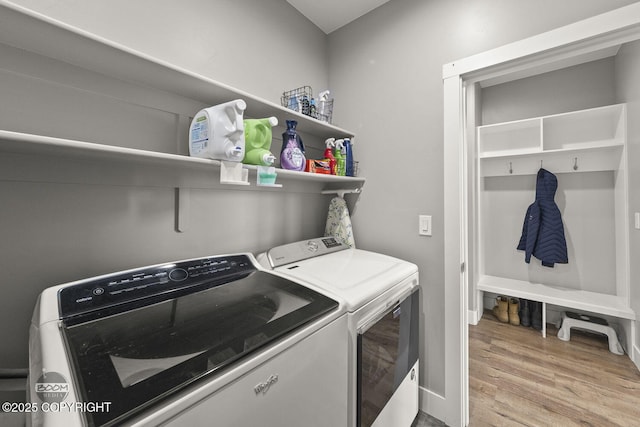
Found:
<box><xmin>442</xmin><ymin>4</ymin><xmax>640</xmax><ymax>426</ymax></box>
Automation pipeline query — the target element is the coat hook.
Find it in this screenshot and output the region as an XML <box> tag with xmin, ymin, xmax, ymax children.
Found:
<box><xmin>509</xmin><ymin>161</ymin><xmax>513</xmax><ymax>174</ymax></box>
<box><xmin>573</xmin><ymin>157</ymin><xmax>578</xmax><ymax>171</ymax></box>
<box><xmin>540</xmin><ymin>160</ymin><xmax>543</xmax><ymax>169</ymax></box>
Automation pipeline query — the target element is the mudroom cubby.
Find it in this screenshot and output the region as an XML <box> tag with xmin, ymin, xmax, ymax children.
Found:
<box><xmin>473</xmin><ymin>86</ymin><xmax>634</xmax><ymax>337</ymax></box>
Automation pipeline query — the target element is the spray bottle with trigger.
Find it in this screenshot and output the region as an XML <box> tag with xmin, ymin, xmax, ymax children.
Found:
<box><xmin>323</xmin><ymin>138</ymin><xmax>337</xmax><ymax>175</ymax></box>
<box><xmin>317</xmin><ymin>90</ymin><xmax>331</xmax><ymax>122</ymax></box>
<box><xmin>334</xmin><ymin>139</ymin><xmax>346</xmax><ymax>176</ymax></box>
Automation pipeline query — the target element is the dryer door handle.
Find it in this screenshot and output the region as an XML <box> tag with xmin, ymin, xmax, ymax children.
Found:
<box><xmin>357</xmin><ymin>285</ymin><xmax>418</xmax><ymax>335</ymax></box>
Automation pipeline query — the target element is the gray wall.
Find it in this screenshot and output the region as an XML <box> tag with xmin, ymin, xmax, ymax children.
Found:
<box><xmin>481</xmin><ymin>58</ymin><xmax>617</xmax><ymax>125</ymax></box>
<box><xmin>326</xmin><ymin>0</ymin><xmax>638</xmax><ymax>397</ymax></box>
<box><xmin>10</xmin><ymin>0</ymin><xmax>329</xmax><ymax>104</ymax></box>
<box><xmin>481</xmin><ymin>171</ymin><xmax>618</xmax><ymax>294</ymax></box>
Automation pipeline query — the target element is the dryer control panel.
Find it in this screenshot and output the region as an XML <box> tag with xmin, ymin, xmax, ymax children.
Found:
<box><xmin>264</xmin><ymin>237</ymin><xmax>348</xmax><ymax>268</ymax></box>
<box><xmin>58</xmin><ymin>254</ymin><xmax>254</xmax><ymax>323</ymax></box>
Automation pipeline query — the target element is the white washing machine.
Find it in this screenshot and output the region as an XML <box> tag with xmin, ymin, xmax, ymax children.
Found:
<box><xmin>28</xmin><ymin>253</ymin><xmax>349</xmax><ymax>427</ymax></box>
<box><xmin>259</xmin><ymin>237</ymin><xmax>420</xmax><ymax>427</ymax></box>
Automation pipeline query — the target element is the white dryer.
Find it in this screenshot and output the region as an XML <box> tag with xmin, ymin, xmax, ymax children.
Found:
<box><xmin>259</xmin><ymin>237</ymin><xmax>420</xmax><ymax>427</ymax></box>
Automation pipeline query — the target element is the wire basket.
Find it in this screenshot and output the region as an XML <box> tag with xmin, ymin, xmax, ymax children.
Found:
<box><xmin>281</xmin><ymin>86</ymin><xmax>333</xmax><ymax>123</ymax></box>
<box><xmin>316</xmin><ymin>98</ymin><xmax>333</xmax><ymax>124</ymax></box>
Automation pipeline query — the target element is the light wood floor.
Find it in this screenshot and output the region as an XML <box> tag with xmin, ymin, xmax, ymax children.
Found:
<box><xmin>469</xmin><ymin>312</ymin><xmax>640</xmax><ymax>427</ymax></box>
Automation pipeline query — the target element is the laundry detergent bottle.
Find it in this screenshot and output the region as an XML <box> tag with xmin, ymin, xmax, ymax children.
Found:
<box><xmin>243</xmin><ymin>116</ymin><xmax>277</xmax><ymax>166</ymax></box>
<box><xmin>280</xmin><ymin>120</ymin><xmax>306</xmax><ymax>171</ymax></box>
<box><xmin>188</xmin><ymin>99</ymin><xmax>246</xmax><ymax>161</ymax></box>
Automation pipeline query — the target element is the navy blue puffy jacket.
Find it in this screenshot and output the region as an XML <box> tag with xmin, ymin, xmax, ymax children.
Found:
<box><xmin>517</xmin><ymin>168</ymin><xmax>568</xmax><ymax>267</ymax></box>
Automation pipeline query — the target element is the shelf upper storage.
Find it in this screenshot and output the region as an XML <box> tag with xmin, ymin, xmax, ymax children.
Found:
<box><xmin>477</xmin><ymin>104</ymin><xmax>626</xmax><ymax>176</ymax></box>
<box><xmin>0</xmin><ymin>1</ymin><xmax>355</xmax><ymax>141</ymax></box>
<box><xmin>543</xmin><ymin>104</ymin><xmax>625</xmax><ymax>151</ymax></box>
<box><xmin>0</xmin><ymin>1</ymin><xmax>363</xmax><ymax>193</ymax></box>
<box><xmin>478</xmin><ymin>118</ymin><xmax>541</xmax><ymax>158</ymax></box>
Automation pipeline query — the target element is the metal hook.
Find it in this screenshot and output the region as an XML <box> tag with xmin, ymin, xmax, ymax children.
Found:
<box><xmin>573</xmin><ymin>157</ymin><xmax>578</xmax><ymax>171</ymax></box>
<box><xmin>540</xmin><ymin>160</ymin><xmax>543</xmax><ymax>169</ymax></box>
<box><xmin>509</xmin><ymin>162</ymin><xmax>513</xmax><ymax>174</ymax></box>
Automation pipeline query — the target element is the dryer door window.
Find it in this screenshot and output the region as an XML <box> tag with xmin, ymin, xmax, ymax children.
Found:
<box><xmin>357</xmin><ymin>288</ymin><xmax>419</xmax><ymax>427</ymax></box>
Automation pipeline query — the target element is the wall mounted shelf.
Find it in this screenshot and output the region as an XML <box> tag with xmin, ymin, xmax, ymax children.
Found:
<box><xmin>0</xmin><ymin>1</ymin><xmax>364</xmax><ymax>198</ymax></box>
<box><xmin>0</xmin><ymin>130</ymin><xmax>365</xmax><ymax>193</ymax></box>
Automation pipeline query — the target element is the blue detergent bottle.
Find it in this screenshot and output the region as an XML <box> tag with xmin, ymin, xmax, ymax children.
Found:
<box><xmin>344</xmin><ymin>138</ymin><xmax>355</xmax><ymax>176</ymax></box>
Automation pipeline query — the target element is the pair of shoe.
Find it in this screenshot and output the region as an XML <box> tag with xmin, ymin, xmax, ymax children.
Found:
<box><xmin>492</xmin><ymin>296</ymin><xmax>520</xmax><ymax>326</ymax></box>
<box><xmin>518</xmin><ymin>299</ymin><xmax>543</xmax><ymax>330</ymax></box>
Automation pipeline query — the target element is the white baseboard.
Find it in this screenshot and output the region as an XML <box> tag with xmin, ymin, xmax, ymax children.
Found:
<box><xmin>418</xmin><ymin>386</ymin><xmax>446</xmax><ymax>424</ymax></box>
<box><xmin>633</xmin><ymin>343</ymin><xmax>640</xmax><ymax>372</ymax></box>
<box><xmin>468</xmin><ymin>309</ymin><xmax>480</xmax><ymax>325</ymax></box>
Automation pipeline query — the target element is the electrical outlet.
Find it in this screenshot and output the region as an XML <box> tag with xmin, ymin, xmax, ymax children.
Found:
<box><xmin>419</xmin><ymin>215</ymin><xmax>432</xmax><ymax>236</ymax></box>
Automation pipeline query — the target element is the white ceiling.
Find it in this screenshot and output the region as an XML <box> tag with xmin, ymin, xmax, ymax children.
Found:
<box><xmin>286</xmin><ymin>0</ymin><xmax>391</xmax><ymax>34</ymax></box>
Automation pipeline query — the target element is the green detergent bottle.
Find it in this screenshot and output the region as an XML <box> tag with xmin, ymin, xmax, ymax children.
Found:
<box><xmin>334</xmin><ymin>139</ymin><xmax>346</xmax><ymax>176</ymax></box>
<box><xmin>243</xmin><ymin>117</ymin><xmax>278</xmax><ymax>166</ymax></box>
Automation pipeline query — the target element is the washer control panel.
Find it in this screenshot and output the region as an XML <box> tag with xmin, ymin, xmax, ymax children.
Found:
<box><xmin>265</xmin><ymin>237</ymin><xmax>348</xmax><ymax>268</ymax></box>
<box><xmin>59</xmin><ymin>254</ymin><xmax>254</xmax><ymax>320</ymax></box>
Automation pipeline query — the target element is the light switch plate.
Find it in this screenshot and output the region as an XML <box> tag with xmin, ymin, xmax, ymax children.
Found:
<box><xmin>635</xmin><ymin>212</ymin><xmax>640</xmax><ymax>230</ymax></box>
<box><xmin>419</xmin><ymin>215</ymin><xmax>432</xmax><ymax>236</ymax></box>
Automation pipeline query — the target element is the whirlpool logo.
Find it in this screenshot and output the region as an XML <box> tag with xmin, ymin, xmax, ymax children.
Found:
<box><xmin>35</xmin><ymin>372</ymin><xmax>69</xmax><ymax>403</ymax></box>
<box><xmin>254</xmin><ymin>374</ymin><xmax>278</xmax><ymax>395</ymax></box>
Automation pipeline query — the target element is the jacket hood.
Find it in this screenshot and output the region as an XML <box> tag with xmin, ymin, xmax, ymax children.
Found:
<box><xmin>535</xmin><ymin>168</ymin><xmax>557</xmax><ymax>200</ymax></box>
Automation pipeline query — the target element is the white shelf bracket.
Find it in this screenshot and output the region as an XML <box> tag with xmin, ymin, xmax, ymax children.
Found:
<box><xmin>220</xmin><ymin>161</ymin><xmax>250</xmax><ymax>185</ymax></box>
<box><xmin>321</xmin><ymin>187</ymin><xmax>362</xmax><ymax>199</ymax></box>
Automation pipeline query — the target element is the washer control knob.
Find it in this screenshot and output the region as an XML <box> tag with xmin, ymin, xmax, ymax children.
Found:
<box><xmin>169</xmin><ymin>268</ymin><xmax>188</xmax><ymax>281</ymax></box>
<box><xmin>306</xmin><ymin>240</ymin><xmax>319</xmax><ymax>252</ymax></box>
